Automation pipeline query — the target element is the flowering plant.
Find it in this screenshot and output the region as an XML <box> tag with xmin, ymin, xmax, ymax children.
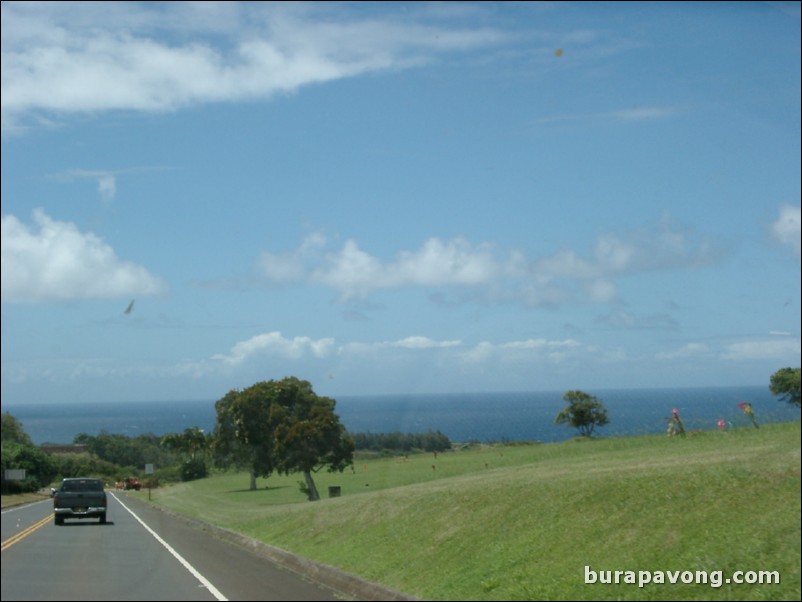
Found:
<box><xmin>737</xmin><ymin>401</ymin><xmax>759</xmax><ymax>429</ymax></box>
<box><xmin>666</xmin><ymin>408</ymin><xmax>686</xmax><ymax>437</ymax></box>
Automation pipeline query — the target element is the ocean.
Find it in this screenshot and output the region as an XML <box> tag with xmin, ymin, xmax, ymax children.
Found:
<box><xmin>4</xmin><ymin>386</ymin><xmax>799</xmax><ymax>446</ymax></box>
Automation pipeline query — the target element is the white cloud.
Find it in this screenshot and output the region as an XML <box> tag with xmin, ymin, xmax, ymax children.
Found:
<box><xmin>392</xmin><ymin>336</ymin><xmax>463</xmax><ymax>349</ymax></box>
<box><xmin>313</xmin><ymin>239</ymin><xmax>387</xmax><ymax>298</ymax></box>
<box><xmin>500</xmin><ymin>338</ymin><xmax>581</xmax><ymax>350</ymax></box>
<box><xmin>339</xmin><ymin>336</ymin><xmax>463</xmax><ymax>355</ymax></box>
<box><xmin>1</xmin><ymin>209</ymin><xmax>167</xmax><ymax>303</ymax></box>
<box><xmin>196</xmin><ymin>332</ymin><xmax>585</xmax><ymax>380</ymax></box>
<box><xmin>256</xmin><ymin>219</ymin><xmax>716</xmax><ymax>307</ymax></box>
<box><xmin>211</xmin><ymin>331</ymin><xmax>335</xmax><ymax>366</ymax></box>
<box><xmin>584</xmin><ymin>279</ymin><xmax>618</xmax><ymax>303</ymax></box>
<box><xmin>97</xmin><ymin>174</ymin><xmax>116</xmax><ymax>201</ymax></box>
<box><xmin>462</xmin><ymin>338</ymin><xmax>583</xmax><ymax>364</ymax></box>
<box><xmin>593</xmin><ymin>217</ymin><xmax>715</xmax><ymax>273</ymax></box>
<box><xmin>310</xmin><ymin>237</ymin><xmax>503</xmax><ymax>299</ymax></box>
<box><xmin>720</xmin><ymin>339</ymin><xmax>801</xmax><ymax>361</ymax></box>
<box><xmin>202</xmin><ymin>331</ymin><xmax>594</xmax><ymax>384</ymax></box>
<box><xmin>534</xmin><ymin>250</ymin><xmax>600</xmax><ymax>280</ymax></box>
<box><xmin>770</xmin><ymin>205</ymin><xmax>801</xmax><ymax>259</ymax></box>
<box><xmin>1</xmin><ymin>2</ymin><xmax>504</xmax><ymax>132</ymax></box>
<box><xmin>258</xmin><ymin>233</ymin><xmax>327</xmax><ymax>285</ymax></box>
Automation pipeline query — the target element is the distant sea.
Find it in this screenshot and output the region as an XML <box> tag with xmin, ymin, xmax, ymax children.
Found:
<box><xmin>4</xmin><ymin>386</ymin><xmax>800</xmax><ymax>446</ymax></box>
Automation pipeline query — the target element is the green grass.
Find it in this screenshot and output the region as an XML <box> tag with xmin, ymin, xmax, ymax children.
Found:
<box><xmin>0</xmin><ymin>491</ymin><xmax>49</xmax><ymax>508</ymax></box>
<box><xmin>141</xmin><ymin>423</ymin><xmax>801</xmax><ymax>600</ymax></box>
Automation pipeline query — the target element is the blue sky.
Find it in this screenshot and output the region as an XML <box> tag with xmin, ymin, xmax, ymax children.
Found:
<box><xmin>2</xmin><ymin>1</ymin><xmax>800</xmax><ymax>405</ymax></box>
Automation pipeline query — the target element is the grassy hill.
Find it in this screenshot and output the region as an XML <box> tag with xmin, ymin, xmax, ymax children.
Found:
<box><xmin>144</xmin><ymin>422</ymin><xmax>801</xmax><ymax>600</ymax></box>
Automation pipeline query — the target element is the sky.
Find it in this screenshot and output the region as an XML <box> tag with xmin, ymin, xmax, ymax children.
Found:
<box><xmin>1</xmin><ymin>1</ymin><xmax>800</xmax><ymax>406</ymax></box>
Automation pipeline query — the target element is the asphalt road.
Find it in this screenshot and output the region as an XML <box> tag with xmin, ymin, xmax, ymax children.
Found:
<box><xmin>1</xmin><ymin>492</ymin><xmax>346</xmax><ymax>601</ymax></box>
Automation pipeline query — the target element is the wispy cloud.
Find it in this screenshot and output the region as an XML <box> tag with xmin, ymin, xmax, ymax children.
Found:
<box><xmin>188</xmin><ymin>332</ymin><xmax>593</xmax><ymax>381</ymax></box>
<box><xmin>341</xmin><ymin>336</ymin><xmax>464</xmax><ymax>355</ymax></box>
<box><xmin>391</xmin><ymin>336</ymin><xmax>463</xmax><ymax>350</ymax></box>
<box><xmin>611</xmin><ymin>106</ymin><xmax>676</xmax><ymax>121</ymax></box>
<box><xmin>48</xmin><ymin>166</ymin><xmax>171</xmax><ymax>202</ymax></box>
<box><xmin>720</xmin><ymin>339</ymin><xmax>801</xmax><ymax>361</ymax></box>
<box><xmin>1</xmin><ymin>2</ymin><xmax>505</xmax><ymax>133</ymax></box>
<box><xmin>1</xmin><ymin>209</ymin><xmax>166</xmax><ymax>302</ymax></box>
<box><xmin>13</xmin><ymin>331</ymin><xmax>598</xmax><ymax>387</ymax></box>
<box><xmin>50</xmin><ymin>170</ymin><xmax>117</xmax><ymax>202</ymax></box>
<box><xmin>770</xmin><ymin>204</ymin><xmax>801</xmax><ymax>259</ymax></box>
<box><xmin>532</xmin><ymin>105</ymin><xmax>677</xmax><ymax>127</ymax></box>
<box><xmin>459</xmin><ymin>338</ymin><xmax>587</xmax><ymax>365</ymax></box>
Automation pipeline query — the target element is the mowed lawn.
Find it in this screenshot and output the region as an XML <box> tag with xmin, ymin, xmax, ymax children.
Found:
<box><xmin>144</xmin><ymin>422</ymin><xmax>801</xmax><ymax>601</ymax></box>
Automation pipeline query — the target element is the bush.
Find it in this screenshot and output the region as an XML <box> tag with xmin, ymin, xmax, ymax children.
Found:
<box><xmin>179</xmin><ymin>458</ymin><xmax>208</xmax><ymax>481</ymax></box>
<box><xmin>1</xmin><ymin>441</ymin><xmax>58</xmax><ymax>494</ymax></box>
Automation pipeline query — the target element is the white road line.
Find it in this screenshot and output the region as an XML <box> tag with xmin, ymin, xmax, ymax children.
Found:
<box><xmin>111</xmin><ymin>493</ymin><xmax>228</xmax><ymax>601</ymax></box>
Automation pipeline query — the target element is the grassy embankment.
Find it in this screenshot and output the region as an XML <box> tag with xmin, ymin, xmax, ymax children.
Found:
<box><xmin>140</xmin><ymin>422</ymin><xmax>800</xmax><ymax>601</ymax></box>
<box><xmin>0</xmin><ymin>491</ymin><xmax>48</xmax><ymax>509</ymax></box>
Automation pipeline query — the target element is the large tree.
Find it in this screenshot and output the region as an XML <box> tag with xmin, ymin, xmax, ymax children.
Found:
<box><xmin>2</xmin><ymin>412</ymin><xmax>33</xmax><ymax>445</ymax></box>
<box><xmin>268</xmin><ymin>377</ymin><xmax>354</xmax><ymax>501</ymax></box>
<box><xmin>769</xmin><ymin>367</ymin><xmax>801</xmax><ymax>408</ymax></box>
<box><xmin>213</xmin><ymin>386</ymin><xmax>276</xmax><ymax>490</ymax></box>
<box><xmin>161</xmin><ymin>427</ymin><xmax>209</xmax><ymax>461</ymax></box>
<box><xmin>213</xmin><ymin>377</ymin><xmax>354</xmax><ymax>498</ymax></box>
<box><xmin>554</xmin><ymin>390</ymin><xmax>609</xmax><ymax>438</ymax></box>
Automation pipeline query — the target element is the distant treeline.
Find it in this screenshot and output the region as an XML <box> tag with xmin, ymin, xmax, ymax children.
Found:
<box><xmin>351</xmin><ymin>430</ymin><xmax>452</xmax><ymax>453</ymax></box>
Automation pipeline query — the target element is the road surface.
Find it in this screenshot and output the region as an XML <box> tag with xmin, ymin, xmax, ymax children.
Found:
<box><xmin>1</xmin><ymin>492</ymin><xmax>347</xmax><ymax>601</ymax></box>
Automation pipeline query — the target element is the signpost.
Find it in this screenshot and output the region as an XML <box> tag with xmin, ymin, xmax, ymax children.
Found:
<box><xmin>145</xmin><ymin>464</ymin><xmax>154</xmax><ymax>500</ymax></box>
<box><xmin>4</xmin><ymin>469</ymin><xmax>26</xmax><ymax>481</ymax></box>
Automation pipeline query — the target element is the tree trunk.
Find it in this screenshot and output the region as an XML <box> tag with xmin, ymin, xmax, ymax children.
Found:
<box><xmin>249</xmin><ymin>470</ymin><xmax>257</xmax><ymax>491</ymax></box>
<box><xmin>303</xmin><ymin>470</ymin><xmax>320</xmax><ymax>501</ymax></box>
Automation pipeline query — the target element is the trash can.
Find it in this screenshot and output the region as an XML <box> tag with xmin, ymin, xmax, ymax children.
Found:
<box><xmin>328</xmin><ymin>486</ymin><xmax>341</xmax><ymax>498</ymax></box>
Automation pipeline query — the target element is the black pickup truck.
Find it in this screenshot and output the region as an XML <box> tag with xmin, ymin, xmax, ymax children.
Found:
<box><xmin>53</xmin><ymin>478</ymin><xmax>108</xmax><ymax>525</ymax></box>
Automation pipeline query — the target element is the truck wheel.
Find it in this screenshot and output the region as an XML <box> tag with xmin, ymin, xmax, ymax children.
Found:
<box><xmin>99</xmin><ymin>514</ymin><xmax>107</xmax><ymax>525</ymax></box>
<box><xmin>54</xmin><ymin>516</ymin><xmax>64</xmax><ymax>526</ymax></box>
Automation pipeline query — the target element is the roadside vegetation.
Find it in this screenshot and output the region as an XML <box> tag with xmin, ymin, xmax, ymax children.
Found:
<box><xmin>140</xmin><ymin>422</ymin><xmax>800</xmax><ymax>601</ymax></box>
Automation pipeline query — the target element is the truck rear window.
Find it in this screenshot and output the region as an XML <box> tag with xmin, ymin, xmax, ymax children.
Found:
<box><xmin>61</xmin><ymin>480</ymin><xmax>104</xmax><ymax>492</ymax></box>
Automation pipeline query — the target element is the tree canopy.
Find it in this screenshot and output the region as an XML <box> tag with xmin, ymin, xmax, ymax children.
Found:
<box><xmin>213</xmin><ymin>377</ymin><xmax>354</xmax><ymax>499</ymax></box>
<box><xmin>161</xmin><ymin>427</ymin><xmax>210</xmax><ymax>481</ymax></box>
<box><xmin>269</xmin><ymin>378</ymin><xmax>354</xmax><ymax>500</ymax></box>
<box><xmin>213</xmin><ymin>385</ymin><xmax>278</xmax><ymax>490</ymax></box>
<box><xmin>2</xmin><ymin>412</ymin><xmax>33</xmax><ymax>445</ymax></box>
<box><xmin>769</xmin><ymin>367</ymin><xmax>801</xmax><ymax>409</ymax></box>
<box><xmin>554</xmin><ymin>390</ymin><xmax>609</xmax><ymax>438</ymax></box>
<box><xmin>1</xmin><ymin>412</ymin><xmax>57</xmax><ymax>493</ymax></box>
